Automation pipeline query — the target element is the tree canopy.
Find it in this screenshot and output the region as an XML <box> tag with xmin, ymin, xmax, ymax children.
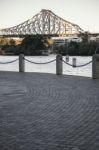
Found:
<box><xmin>0</xmin><ymin>33</ymin><xmax>97</xmax><ymax>56</ymax></box>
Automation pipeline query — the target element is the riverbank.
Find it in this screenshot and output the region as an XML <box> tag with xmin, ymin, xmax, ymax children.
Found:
<box><xmin>0</xmin><ymin>72</ymin><xmax>99</xmax><ymax>150</ymax></box>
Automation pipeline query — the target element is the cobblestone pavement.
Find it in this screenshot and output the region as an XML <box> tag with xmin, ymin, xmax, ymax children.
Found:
<box><xmin>0</xmin><ymin>72</ymin><xmax>99</xmax><ymax>150</ymax></box>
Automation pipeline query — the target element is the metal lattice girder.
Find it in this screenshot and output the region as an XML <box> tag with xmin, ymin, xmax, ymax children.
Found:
<box><xmin>0</xmin><ymin>9</ymin><xmax>84</xmax><ymax>36</ymax></box>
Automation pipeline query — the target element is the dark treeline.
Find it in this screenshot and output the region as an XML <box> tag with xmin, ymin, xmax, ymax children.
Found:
<box><xmin>53</xmin><ymin>41</ymin><xmax>97</xmax><ymax>56</ymax></box>
<box><xmin>1</xmin><ymin>35</ymin><xmax>49</xmax><ymax>55</ymax></box>
<box><xmin>0</xmin><ymin>34</ymin><xmax>98</xmax><ymax>56</ymax></box>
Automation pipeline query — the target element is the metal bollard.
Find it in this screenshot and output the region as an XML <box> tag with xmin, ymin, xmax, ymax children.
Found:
<box><xmin>56</xmin><ymin>54</ymin><xmax>63</xmax><ymax>75</ymax></box>
<box><xmin>72</xmin><ymin>58</ymin><xmax>76</xmax><ymax>67</ymax></box>
<box><xmin>19</xmin><ymin>54</ymin><xmax>25</xmax><ymax>72</ymax></box>
<box><xmin>66</xmin><ymin>55</ymin><xmax>69</xmax><ymax>62</ymax></box>
<box><xmin>92</xmin><ymin>54</ymin><xmax>99</xmax><ymax>79</ymax></box>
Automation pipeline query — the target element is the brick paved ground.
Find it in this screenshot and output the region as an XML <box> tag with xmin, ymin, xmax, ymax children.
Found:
<box><xmin>0</xmin><ymin>72</ymin><xmax>99</xmax><ymax>150</ymax></box>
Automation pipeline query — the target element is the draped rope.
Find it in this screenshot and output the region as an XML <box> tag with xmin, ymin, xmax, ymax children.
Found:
<box><xmin>63</xmin><ymin>59</ymin><xmax>92</xmax><ymax>67</ymax></box>
<box><xmin>0</xmin><ymin>58</ymin><xmax>18</xmax><ymax>64</ymax></box>
<box><xmin>24</xmin><ymin>58</ymin><xmax>56</xmax><ymax>64</ymax></box>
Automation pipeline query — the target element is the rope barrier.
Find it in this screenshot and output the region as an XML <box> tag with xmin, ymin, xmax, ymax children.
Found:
<box><xmin>0</xmin><ymin>58</ymin><xmax>18</xmax><ymax>64</ymax></box>
<box><xmin>74</xmin><ymin>60</ymin><xmax>92</xmax><ymax>67</ymax></box>
<box><xmin>24</xmin><ymin>58</ymin><xmax>56</xmax><ymax>64</ymax></box>
<box><xmin>63</xmin><ymin>59</ymin><xmax>92</xmax><ymax>67</ymax></box>
<box><xmin>0</xmin><ymin>55</ymin><xmax>92</xmax><ymax>69</ymax></box>
<box><xmin>62</xmin><ymin>59</ymin><xmax>73</xmax><ymax>67</ymax></box>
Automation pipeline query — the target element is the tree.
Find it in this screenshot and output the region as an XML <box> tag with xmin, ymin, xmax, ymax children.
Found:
<box><xmin>20</xmin><ymin>35</ymin><xmax>48</xmax><ymax>55</ymax></box>
<box><xmin>80</xmin><ymin>32</ymin><xmax>90</xmax><ymax>43</ymax></box>
<box><xmin>0</xmin><ymin>37</ymin><xmax>8</xmax><ymax>45</ymax></box>
<box><xmin>9</xmin><ymin>39</ymin><xmax>16</xmax><ymax>45</ymax></box>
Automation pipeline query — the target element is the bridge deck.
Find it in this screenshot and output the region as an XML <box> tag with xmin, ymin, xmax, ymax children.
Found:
<box><xmin>0</xmin><ymin>72</ymin><xmax>99</xmax><ymax>150</ymax></box>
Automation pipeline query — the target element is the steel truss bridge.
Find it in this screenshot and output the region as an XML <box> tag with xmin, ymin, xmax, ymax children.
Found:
<box><xmin>0</xmin><ymin>9</ymin><xmax>84</xmax><ymax>37</ymax></box>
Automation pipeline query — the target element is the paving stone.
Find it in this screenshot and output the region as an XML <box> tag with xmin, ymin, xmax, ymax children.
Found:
<box><xmin>0</xmin><ymin>72</ymin><xmax>99</xmax><ymax>150</ymax></box>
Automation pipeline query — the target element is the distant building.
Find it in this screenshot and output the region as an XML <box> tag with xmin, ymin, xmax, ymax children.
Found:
<box><xmin>51</xmin><ymin>36</ymin><xmax>82</xmax><ymax>47</ymax></box>
<box><xmin>89</xmin><ymin>36</ymin><xmax>99</xmax><ymax>43</ymax></box>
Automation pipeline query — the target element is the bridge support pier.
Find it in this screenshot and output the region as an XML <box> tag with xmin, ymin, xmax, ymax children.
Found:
<box><xmin>92</xmin><ymin>54</ymin><xmax>99</xmax><ymax>79</ymax></box>
<box><xmin>19</xmin><ymin>54</ymin><xmax>25</xmax><ymax>72</ymax></box>
<box><xmin>56</xmin><ymin>54</ymin><xmax>63</xmax><ymax>75</ymax></box>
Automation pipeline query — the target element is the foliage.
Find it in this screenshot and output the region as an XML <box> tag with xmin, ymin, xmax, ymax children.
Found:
<box><xmin>80</xmin><ymin>32</ymin><xmax>90</xmax><ymax>43</ymax></box>
<box><xmin>1</xmin><ymin>35</ymin><xmax>49</xmax><ymax>55</ymax></box>
<box><xmin>0</xmin><ymin>37</ymin><xmax>16</xmax><ymax>45</ymax></box>
<box><xmin>18</xmin><ymin>35</ymin><xmax>49</xmax><ymax>55</ymax></box>
<box><xmin>9</xmin><ymin>39</ymin><xmax>16</xmax><ymax>45</ymax></box>
<box><xmin>53</xmin><ymin>40</ymin><xmax>97</xmax><ymax>56</ymax></box>
<box><xmin>0</xmin><ymin>34</ymin><xmax>97</xmax><ymax>56</ymax></box>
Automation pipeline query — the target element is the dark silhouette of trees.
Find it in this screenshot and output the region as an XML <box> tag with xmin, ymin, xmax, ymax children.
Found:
<box><xmin>17</xmin><ymin>35</ymin><xmax>48</xmax><ymax>55</ymax></box>
<box><xmin>0</xmin><ymin>34</ymin><xmax>97</xmax><ymax>56</ymax></box>
<box><xmin>1</xmin><ymin>35</ymin><xmax>49</xmax><ymax>55</ymax></box>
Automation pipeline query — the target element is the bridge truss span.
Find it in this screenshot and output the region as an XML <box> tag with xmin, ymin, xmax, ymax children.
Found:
<box><xmin>0</xmin><ymin>9</ymin><xmax>84</xmax><ymax>36</ymax></box>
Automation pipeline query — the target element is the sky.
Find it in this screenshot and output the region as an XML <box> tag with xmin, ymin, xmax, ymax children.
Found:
<box><xmin>0</xmin><ymin>0</ymin><xmax>99</xmax><ymax>33</ymax></box>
